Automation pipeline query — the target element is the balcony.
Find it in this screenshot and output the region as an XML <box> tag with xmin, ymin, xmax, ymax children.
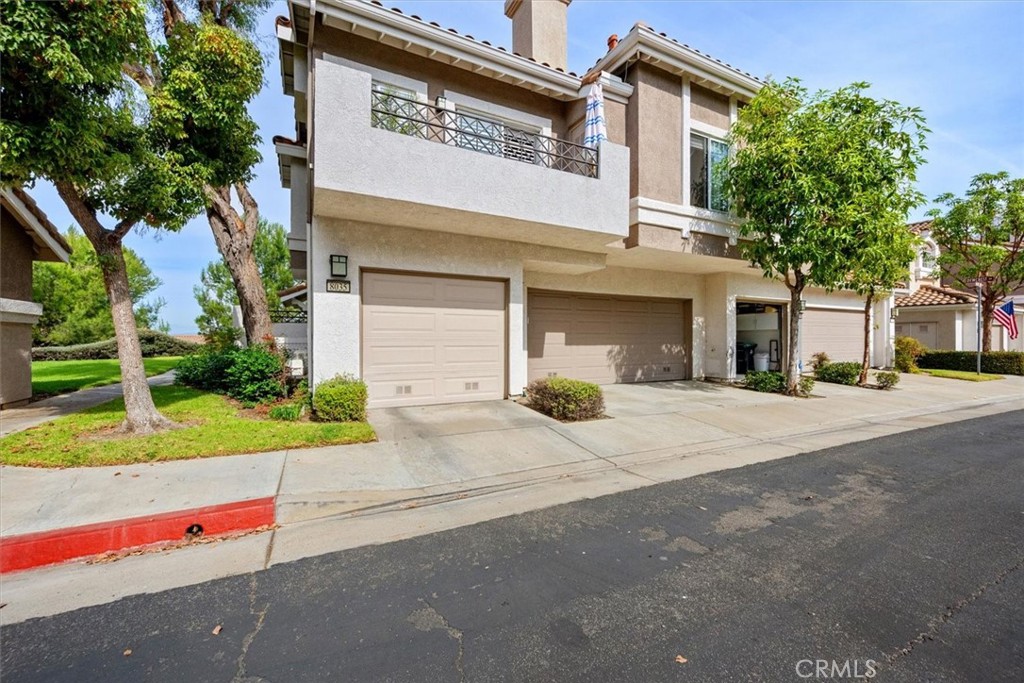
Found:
<box><xmin>311</xmin><ymin>59</ymin><xmax>630</xmax><ymax>251</ymax></box>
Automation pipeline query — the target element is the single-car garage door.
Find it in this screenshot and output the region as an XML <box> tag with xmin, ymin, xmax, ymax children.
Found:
<box><xmin>802</xmin><ymin>307</ymin><xmax>863</xmax><ymax>364</ymax></box>
<box><xmin>362</xmin><ymin>272</ymin><xmax>505</xmax><ymax>408</ymax></box>
<box><xmin>527</xmin><ymin>290</ymin><xmax>689</xmax><ymax>384</ymax></box>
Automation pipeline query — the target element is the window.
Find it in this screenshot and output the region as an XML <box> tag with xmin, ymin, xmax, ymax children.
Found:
<box><xmin>690</xmin><ymin>133</ymin><xmax>729</xmax><ymax>211</ymax></box>
<box><xmin>453</xmin><ymin>107</ymin><xmax>539</xmax><ymax>164</ymax></box>
<box><xmin>370</xmin><ymin>80</ymin><xmax>423</xmax><ymax>136</ymax></box>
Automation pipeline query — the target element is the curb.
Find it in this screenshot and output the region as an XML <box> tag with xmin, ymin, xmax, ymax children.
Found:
<box><xmin>0</xmin><ymin>497</ymin><xmax>275</xmax><ymax>574</ymax></box>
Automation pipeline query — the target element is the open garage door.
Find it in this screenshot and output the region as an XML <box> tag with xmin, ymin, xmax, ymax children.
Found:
<box><xmin>362</xmin><ymin>271</ymin><xmax>506</xmax><ymax>408</ymax></box>
<box><xmin>527</xmin><ymin>290</ymin><xmax>690</xmax><ymax>384</ymax></box>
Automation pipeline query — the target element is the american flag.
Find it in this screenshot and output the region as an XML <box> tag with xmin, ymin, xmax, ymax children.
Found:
<box><xmin>993</xmin><ymin>301</ymin><xmax>1018</xmax><ymax>340</ymax></box>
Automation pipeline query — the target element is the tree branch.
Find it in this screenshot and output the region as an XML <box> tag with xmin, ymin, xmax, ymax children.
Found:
<box><xmin>112</xmin><ymin>218</ymin><xmax>137</xmax><ymax>241</ymax></box>
<box><xmin>123</xmin><ymin>62</ymin><xmax>154</xmax><ymax>90</ymax></box>
<box><xmin>161</xmin><ymin>0</ymin><xmax>186</xmax><ymax>35</ymax></box>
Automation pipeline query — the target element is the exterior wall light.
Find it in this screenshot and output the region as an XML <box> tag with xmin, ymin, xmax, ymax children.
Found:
<box><xmin>330</xmin><ymin>254</ymin><xmax>348</xmax><ymax>278</ymax></box>
<box><xmin>435</xmin><ymin>95</ymin><xmax>447</xmax><ymax>110</ymax></box>
<box><xmin>890</xmin><ymin>308</ymin><xmax>900</xmax><ymax>321</ymax></box>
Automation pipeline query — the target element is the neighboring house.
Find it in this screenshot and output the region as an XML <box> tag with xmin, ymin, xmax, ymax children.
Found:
<box><xmin>1</xmin><ymin>188</ymin><xmax>71</xmax><ymax>407</ymax></box>
<box><xmin>893</xmin><ymin>220</ymin><xmax>1024</xmax><ymax>352</ymax></box>
<box><xmin>274</xmin><ymin>0</ymin><xmax>883</xmax><ymax>408</ymax></box>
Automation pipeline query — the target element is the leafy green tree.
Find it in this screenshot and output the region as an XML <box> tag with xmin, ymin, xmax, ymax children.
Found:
<box><xmin>33</xmin><ymin>227</ymin><xmax>168</xmax><ymax>346</ymax></box>
<box><xmin>194</xmin><ymin>218</ymin><xmax>295</xmax><ymax>340</ymax></box>
<box><xmin>131</xmin><ymin>0</ymin><xmax>275</xmax><ymax>346</ymax></box>
<box><xmin>1</xmin><ymin>0</ymin><xmax>206</xmax><ymax>433</ymax></box>
<box><xmin>845</xmin><ymin>225</ymin><xmax>919</xmax><ymax>385</ymax></box>
<box><xmin>928</xmin><ymin>172</ymin><xmax>1024</xmax><ymax>350</ymax></box>
<box><xmin>726</xmin><ymin>79</ymin><xmax>927</xmax><ymax>394</ymax></box>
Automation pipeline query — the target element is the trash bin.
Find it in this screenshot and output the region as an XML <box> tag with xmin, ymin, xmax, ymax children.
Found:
<box><xmin>736</xmin><ymin>342</ymin><xmax>757</xmax><ymax>374</ymax></box>
<box><xmin>753</xmin><ymin>352</ymin><xmax>769</xmax><ymax>372</ymax></box>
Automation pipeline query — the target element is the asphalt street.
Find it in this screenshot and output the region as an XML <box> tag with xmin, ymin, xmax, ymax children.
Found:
<box><xmin>3</xmin><ymin>410</ymin><xmax>1022</xmax><ymax>682</ymax></box>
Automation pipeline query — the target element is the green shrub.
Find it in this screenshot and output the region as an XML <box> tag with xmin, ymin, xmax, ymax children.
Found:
<box><xmin>918</xmin><ymin>350</ymin><xmax>1024</xmax><ymax>375</ymax></box>
<box><xmin>744</xmin><ymin>370</ymin><xmax>786</xmax><ymax>393</ymax></box>
<box><xmin>895</xmin><ymin>335</ymin><xmax>927</xmax><ymax>373</ymax></box>
<box><xmin>224</xmin><ymin>345</ymin><xmax>287</xmax><ymax>405</ymax></box>
<box><xmin>874</xmin><ymin>370</ymin><xmax>900</xmax><ymax>390</ymax></box>
<box><xmin>814</xmin><ymin>361</ymin><xmax>862</xmax><ymax>385</ymax></box>
<box><xmin>526</xmin><ymin>377</ymin><xmax>605</xmax><ymax>421</ymax></box>
<box><xmin>269</xmin><ymin>402</ymin><xmax>304</xmax><ymax>421</ymax></box>
<box><xmin>798</xmin><ymin>375</ymin><xmax>816</xmax><ymax>397</ymax></box>
<box><xmin>810</xmin><ymin>352</ymin><xmax>831</xmax><ymax>371</ymax></box>
<box><xmin>32</xmin><ymin>330</ymin><xmax>200</xmax><ymax>361</ymax></box>
<box><xmin>174</xmin><ymin>349</ymin><xmax>235</xmax><ymax>393</ymax></box>
<box><xmin>313</xmin><ymin>375</ymin><xmax>369</xmax><ymax>422</ymax></box>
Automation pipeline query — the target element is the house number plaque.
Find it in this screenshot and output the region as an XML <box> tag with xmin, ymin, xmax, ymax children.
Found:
<box><xmin>326</xmin><ymin>279</ymin><xmax>351</xmax><ymax>293</ymax></box>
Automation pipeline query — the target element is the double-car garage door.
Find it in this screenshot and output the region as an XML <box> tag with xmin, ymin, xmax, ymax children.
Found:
<box><xmin>527</xmin><ymin>291</ymin><xmax>689</xmax><ymax>384</ymax></box>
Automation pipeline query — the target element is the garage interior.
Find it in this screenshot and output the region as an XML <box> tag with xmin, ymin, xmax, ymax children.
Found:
<box><xmin>735</xmin><ymin>300</ymin><xmax>785</xmax><ymax>375</ymax></box>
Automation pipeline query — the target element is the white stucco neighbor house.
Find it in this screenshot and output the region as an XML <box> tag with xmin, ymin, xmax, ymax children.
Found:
<box><xmin>893</xmin><ymin>221</ymin><xmax>1024</xmax><ymax>353</ymax></box>
<box><xmin>273</xmin><ymin>0</ymin><xmax>893</xmax><ymax>408</ymax></box>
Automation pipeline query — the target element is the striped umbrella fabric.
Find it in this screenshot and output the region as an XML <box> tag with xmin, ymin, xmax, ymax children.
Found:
<box><xmin>583</xmin><ymin>83</ymin><xmax>606</xmax><ymax>149</ymax></box>
<box><xmin>993</xmin><ymin>301</ymin><xmax>1018</xmax><ymax>339</ymax></box>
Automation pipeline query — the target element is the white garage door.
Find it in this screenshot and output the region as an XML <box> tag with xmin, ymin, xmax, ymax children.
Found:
<box><xmin>527</xmin><ymin>290</ymin><xmax>689</xmax><ymax>384</ymax></box>
<box><xmin>802</xmin><ymin>308</ymin><xmax>863</xmax><ymax>364</ymax></box>
<box><xmin>362</xmin><ymin>272</ymin><xmax>505</xmax><ymax>408</ymax></box>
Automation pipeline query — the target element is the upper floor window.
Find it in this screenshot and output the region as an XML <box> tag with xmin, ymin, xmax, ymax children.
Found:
<box><xmin>453</xmin><ymin>107</ymin><xmax>540</xmax><ymax>164</ymax></box>
<box><xmin>370</xmin><ymin>80</ymin><xmax>423</xmax><ymax>136</ymax></box>
<box><xmin>690</xmin><ymin>133</ymin><xmax>729</xmax><ymax>212</ymax></box>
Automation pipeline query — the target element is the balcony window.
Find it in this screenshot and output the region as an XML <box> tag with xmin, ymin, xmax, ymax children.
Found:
<box><xmin>453</xmin><ymin>108</ymin><xmax>539</xmax><ymax>164</ymax></box>
<box><xmin>690</xmin><ymin>133</ymin><xmax>729</xmax><ymax>212</ymax></box>
<box><xmin>370</xmin><ymin>80</ymin><xmax>423</xmax><ymax>136</ymax></box>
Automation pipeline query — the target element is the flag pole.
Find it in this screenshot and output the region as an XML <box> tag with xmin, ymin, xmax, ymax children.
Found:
<box><xmin>976</xmin><ymin>281</ymin><xmax>982</xmax><ymax>375</ymax></box>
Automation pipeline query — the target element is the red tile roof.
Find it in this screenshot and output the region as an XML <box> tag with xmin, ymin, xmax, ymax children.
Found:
<box><xmin>907</xmin><ymin>220</ymin><xmax>933</xmax><ymax>234</ymax></box>
<box><xmin>895</xmin><ymin>285</ymin><xmax>975</xmax><ymax>308</ymax></box>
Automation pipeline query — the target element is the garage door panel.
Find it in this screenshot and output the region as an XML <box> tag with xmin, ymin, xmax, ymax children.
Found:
<box><xmin>363</xmin><ymin>273</ymin><xmax>505</xmax><ymax>408</ymax></box>
<box><xmin>528</xmin><ymin>291</ymin><xmax>689</xmax><ymax>384</ymax></box>
<box><xmin>802</xmin><ymin>308</ymin><xmax>862</xmax><ymax>364</ymax></box>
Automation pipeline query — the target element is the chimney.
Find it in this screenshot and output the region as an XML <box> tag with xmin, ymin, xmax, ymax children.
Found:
<box><xmin>504</xmin><ymin>0</ymin><xmax>572</xmax><ymax>70</ymax></box>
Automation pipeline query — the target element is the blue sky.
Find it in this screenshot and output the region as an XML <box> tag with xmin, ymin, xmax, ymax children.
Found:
<box><xmin>27</xmin><ymin>0</ymin><xmax>1024</xmax><ymax>333</ymax></box>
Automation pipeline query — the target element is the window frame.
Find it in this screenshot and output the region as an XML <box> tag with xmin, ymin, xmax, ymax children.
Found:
<box><xmin>689</xmin><ymin>131</ymin><xmax>730</xmax><ymax>213</ymax></box>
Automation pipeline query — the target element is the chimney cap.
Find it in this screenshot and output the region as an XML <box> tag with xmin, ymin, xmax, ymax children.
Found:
<box><xmin>607</xmin><ymin>34</ymin><xmax>618</xmax><ymax>51</ymax></box>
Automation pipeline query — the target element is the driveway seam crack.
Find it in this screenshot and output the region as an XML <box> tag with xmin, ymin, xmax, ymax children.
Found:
<box><xmin>545</xmin><ymin>427</ymin><xmax>661</xmax><ymax>484</ymax></box>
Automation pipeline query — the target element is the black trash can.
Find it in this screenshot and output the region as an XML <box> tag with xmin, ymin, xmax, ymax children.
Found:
<box><xmin>736</xmin><ymin>342</ymin><xmax>757</xmax><ymax>375</ymax></box>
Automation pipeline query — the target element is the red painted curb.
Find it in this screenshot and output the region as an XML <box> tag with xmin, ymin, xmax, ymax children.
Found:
<box><xmin>0</xmin><ymin>497</ymin><xmax>275</xmax><ymax>574</ymax></box>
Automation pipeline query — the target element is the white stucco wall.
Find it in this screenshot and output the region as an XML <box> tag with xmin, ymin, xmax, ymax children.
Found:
<box><xmin>312</xmin><ymin>58</ymin><xmax>630</xmax><ymax>241</ymax></box>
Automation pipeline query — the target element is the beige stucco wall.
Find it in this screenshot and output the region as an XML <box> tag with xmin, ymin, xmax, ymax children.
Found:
<box><xmin>508</xmin><ymin>0</ymin><xmax>569</xmax><ymax>70</ymax></box>
<box><xmin>1</xmin><ymin>208</ymin><xmax>34</xmax><ymax>302</ymax></box>
<box><xmin>626</xmin><ymin>63</ymin><xmax>682</xmax><ymax>204</ymax></box>
<box><xmin>691</xmin><ymin>84</ymin><xmax>730</xmax><ymax>129</ymax></box>
<box><xmin>315</xmin><ymin>28</ymin><xmax>571</xmax><ymax>137</ymax></box>
<box><xmin>897</xmin><ymin>308</ymin><xmax>960</xmax><ymax>351</ymax></box>
<box><xmin>1</xmin><ymin>322</ymin><xmax>32</xmax><ymax>407</ymax></box>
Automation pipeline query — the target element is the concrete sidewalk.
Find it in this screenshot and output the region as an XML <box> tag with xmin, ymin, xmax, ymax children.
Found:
<box><xmin>2</xmin><ymin>373</ymin><xmax>1023</xmax><ymax>623</ymax></box>
<box><xmin>0</xmin><ymin>371</ymin><xmax>177</xmax><ymax>437</ymax></box>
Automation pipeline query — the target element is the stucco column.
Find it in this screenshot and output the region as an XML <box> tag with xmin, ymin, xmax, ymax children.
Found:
<box><xmin>703</xmin><ymin>273</ymin><xmax>735</xmax><ymax>379</ymax></box>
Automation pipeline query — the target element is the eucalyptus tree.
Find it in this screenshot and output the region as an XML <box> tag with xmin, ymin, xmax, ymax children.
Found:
<box><xmin>726</xmin><ymin>78</ymin><xmax>927</xmax><ymax>394</ymax></box>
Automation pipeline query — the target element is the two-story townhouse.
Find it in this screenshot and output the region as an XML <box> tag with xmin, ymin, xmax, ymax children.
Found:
<box><xmin>275</xmin><ymin>0</ymin><xmax>885</xmax><ymax>409</ymax></box>
<box><xmin>894</xmin><ymin>221</ymin><xmax>1024</xmax><ymax>352</ymax></box>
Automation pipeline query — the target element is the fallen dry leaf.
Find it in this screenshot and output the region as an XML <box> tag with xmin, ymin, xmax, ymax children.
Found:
<box><xmin>675</xmin><ymin>655</ymin><xmax>688</xmax><ymax>664</ymax></box>
<box><xmin>123</xmin><ymin>649</ymin><xmax>132</xmax><ymax>657</ymax></box>
<box><xmin>114</xmin><ymin>472</ymin><xmax>122</xmax><ymax>477</ymax></box>
<box><xmin>131</xmin><ymin>474</ymin><xmax>140</xmax><ymax>478</ymax></box>
<box><xmin>212</xmin><ymin>625</ymin><xmax>223</xmax><ymax>636</ymax></box>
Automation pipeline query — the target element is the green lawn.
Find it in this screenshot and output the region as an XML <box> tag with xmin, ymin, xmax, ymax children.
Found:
<box><xmin>0</xmin><ymin>385</ymin><xmax>376</xmax><ymax>467</ymax></box>
<box><xmin>32</xmin><ymin>357</ymin><xmax>183</xmax><ymax>396</ymax></box>
<box><xmin>921</xmin><ymin>368</ymin><xmax>1004</xmax><ymax>382</ymax></box>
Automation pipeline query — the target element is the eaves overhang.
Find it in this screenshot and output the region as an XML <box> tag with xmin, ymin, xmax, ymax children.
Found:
<box><xmin>588</xmin><ymin>26</ymin><xmax>764</xmax><ymax>100</ymax></box>
<box><xmin>291</xmin><ymin>0</ymin><xmax>588</xmax><ymax>101</ymax></box>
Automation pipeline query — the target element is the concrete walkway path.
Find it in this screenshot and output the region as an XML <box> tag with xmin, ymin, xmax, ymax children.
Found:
<box><xmin>0</xmin><ymin>371</ymin><xmax>176</xmax><ymax>437</ymax></box>
<box><xmin>2</xmin><ymin>372</ymin><xmax>1023</xmax><ymax>623</ymax></box>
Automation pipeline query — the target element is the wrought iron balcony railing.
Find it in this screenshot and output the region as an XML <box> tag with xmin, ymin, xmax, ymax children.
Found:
<box><xmin>269</xmin><ymin>308</ymin><xmax>308</xmax><ymax>323</ymax></box>
<box><xmin>370</xmin><ymin>90</ymin><xmax>599</xmax><ymax>179</ymax></box>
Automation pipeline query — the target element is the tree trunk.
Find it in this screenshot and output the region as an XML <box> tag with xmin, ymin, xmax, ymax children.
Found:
<box><xmin>982</xmin><ymin>298</ymin><xmax>994</xmax><ymax>352</ymax></box>
<box><xmin>786</xmin><ymin>275</ymin><xmax>805</xmax><ymax>395</ymax></box>
<box><xmin>55</xmin><ymin>183</ymin><xmax>176</xmax><ymax>434</ymax></box>
<box><xmin>205</xmin><ymin>183</ymin><xmax>273</xmax><ymax>346</ymax></box>
<box><xmin>859</xmin><ymin>290</ymin><xmax>874</xmax><ymax>386</ymax></box>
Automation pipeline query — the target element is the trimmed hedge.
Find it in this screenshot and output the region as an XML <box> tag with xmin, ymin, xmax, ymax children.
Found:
<box><xmin>918</xmin><ymin>351</ymin><xmax>1024</xmax><ymax>376</ymax></box>
<box><xmin>313</xmin><ymin>375</ymin><xmax>368</xmax><ymax>422</ymax></box>
<box><xmin>814</xmin><ymin>361</ymin><xmax>862</xmax><ymax>385</ymax></box>
<box><xmin>744</xmin><ymin>371</ymin><xmax>786</xmax><ymax>393</ymax></box>
<box><xmin>33</xmin><ymin>330</ymin><xmax>200</xmax><ymax>361</ymax></box>
<box><xmin>526</xmin><ymin>377</ymin><xmax>604</xmax><ymax>422</ymax></box>
<box><xmin>175</xmin><ymin>344</ymin><xmax>287</xmax><ymax>405</ymax></box>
